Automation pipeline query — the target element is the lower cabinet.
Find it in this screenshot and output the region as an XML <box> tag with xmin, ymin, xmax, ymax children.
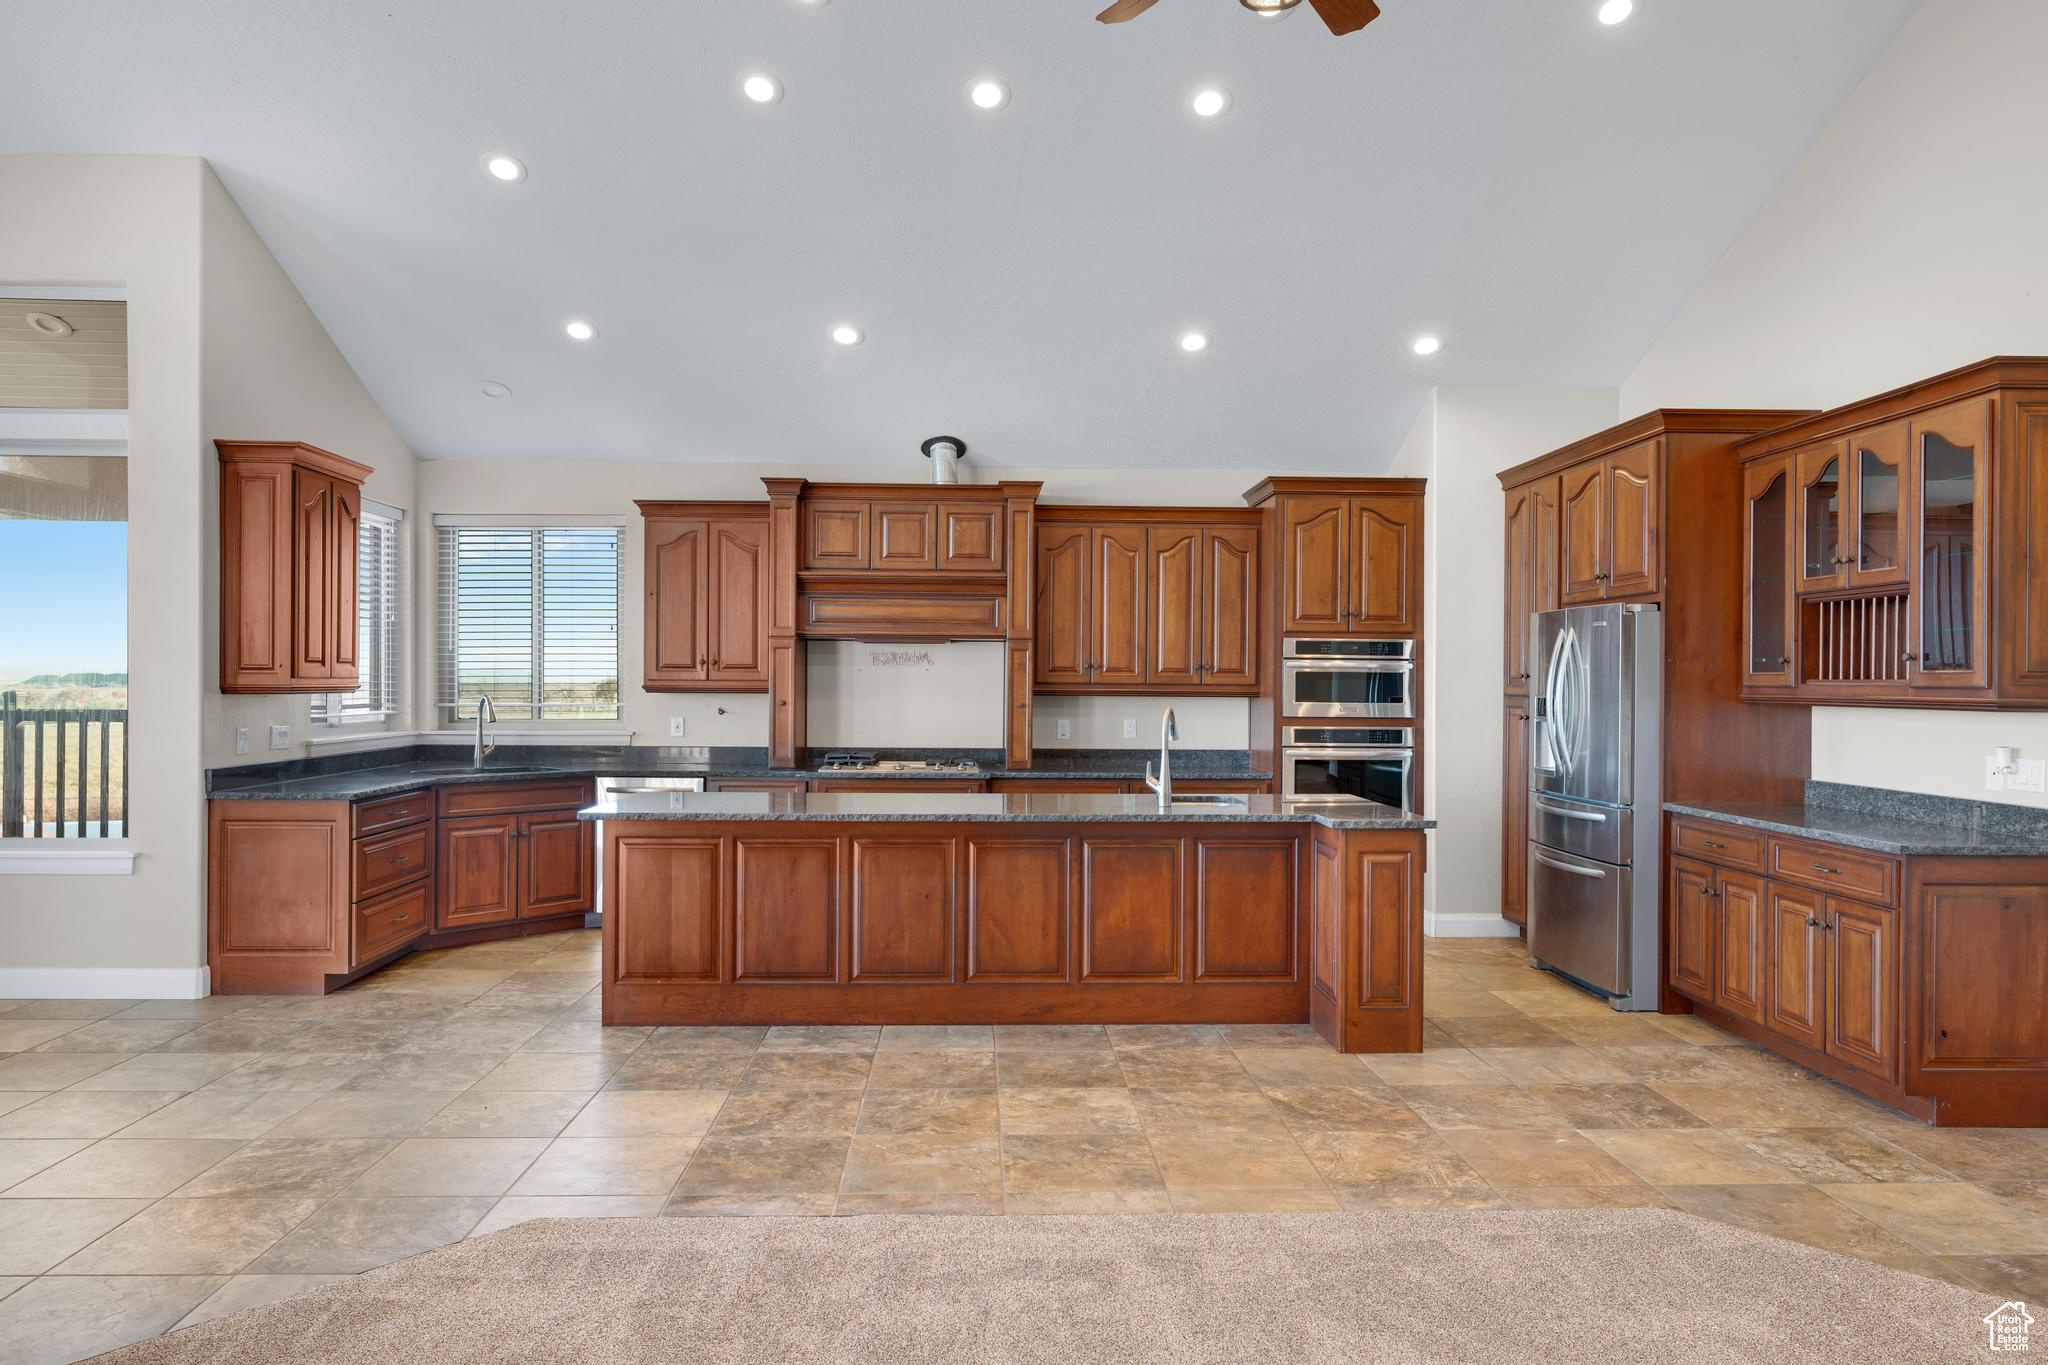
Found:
<box><xmin>1500</xmin><ymin>700</ymin><xmax>1530</xmax><ymax>927</ymax></box>
<box><xmin>437</xmin><ymin>802</ymin><xmax>595</xmax><ymax>931</ymax></box>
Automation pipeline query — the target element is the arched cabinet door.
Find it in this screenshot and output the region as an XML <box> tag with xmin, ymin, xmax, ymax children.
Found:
<box><xmin>1558</xmin><ymin>460</ymin><xmax>1607</xmax><ymax>605</ymax></box>
<box><xmin>644</xmin><ymin>519</ymin><xmax>709</xmax><ymax>686</ymax></box>
<box><xmin>1282</xmin><ymin>495</ymin><xmax>1348</xmax><ymax>634</ymax></box>
<box><xmin>1602</xmin><ymin>440</ymin><xmax>1659</xmax><ymax>599</ymax></box>
<box><xmin>709</xmin><ymin>519</ymin><xmax>769</xmax><ymax>684</ymax></box>
<box><xmin>1202</xmin><ymin>526</ymin><xmax>1259</xmax><ymax>688</ymax></box>
<box><xmin>1032</xmin><ymin>524</ymin><xmax>1092</xmax><ymax>686</ymax></box>
<box><xmin>1348</xmin><ymin>496</ymin><xmax>1419</xmax><ymax>635</ymax></box>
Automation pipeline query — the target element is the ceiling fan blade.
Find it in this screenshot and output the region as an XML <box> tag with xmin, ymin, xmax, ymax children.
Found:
<box><xmin>1095</xmin><ymin>0</ymin><xmax>1161</xmax><ymax>23</ymax></box>
<box><xmin>1305</xmin><ymin>0</ymin><xmax>1381</xmax><ymax>36</ymax></box>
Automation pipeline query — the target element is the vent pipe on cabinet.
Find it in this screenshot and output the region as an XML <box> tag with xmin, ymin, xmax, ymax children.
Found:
<box><xmin>921</xmin><ymin>435</ymin><xmax>966</xmax><ymax>485</ymax></box>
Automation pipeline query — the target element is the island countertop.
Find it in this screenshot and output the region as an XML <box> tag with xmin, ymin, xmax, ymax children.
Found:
<box><xmin>579</xmin><ymin>789</ymin><xmax>1433</xmax><ymax>831</ymax></box>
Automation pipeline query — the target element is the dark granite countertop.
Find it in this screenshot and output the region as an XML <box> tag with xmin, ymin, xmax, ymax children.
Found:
<box><xmin>580</xmin><ymin>790</ymin><xmax>1430</xmax><ymax>831</ymax></box>
<box><xmin>206</xmin><ymin>745</ymin><xmax>1269</xmax><ymax>802</ymax></box>
<box><xmin>1666</xmin><ymin>781</ymin><xmax>2048</xmax><ymax>858</ymax></box>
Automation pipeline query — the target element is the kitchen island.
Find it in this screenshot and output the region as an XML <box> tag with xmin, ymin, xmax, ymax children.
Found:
<box><xmin>583</xmin><ymin>790</ymin><xmax>1433</xmax><ymax>1053</ymax></box>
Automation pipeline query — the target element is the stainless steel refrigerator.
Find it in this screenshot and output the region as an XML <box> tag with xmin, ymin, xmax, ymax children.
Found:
<box><xmin>1526</xmin><ymin>603</ymin><xmax>1662</xmax><ymax>1011</ymax></box>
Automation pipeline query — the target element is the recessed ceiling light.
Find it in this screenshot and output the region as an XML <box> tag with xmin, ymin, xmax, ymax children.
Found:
<box><xmin>1190</xmin><ymin>86</ymin><xmax>1232</xmax><ymax>118</ymax></box>
<box><xmin>1410</xmin><ymin>334</ymin><xmax>1443</xmax><ymax>357</ymax></box>
<box><xmin>1179</xmin><ymin>331</ymin><xmax>1211</xmax><ymax>354</ymax></box>
<box><xmin>741</xmin><ymin>73</ymin><xmax>782</xmax><ymax>105</ymax></box>
<box><xmin>830</xmin><ymin>324</ymin><xmax>864</xmax><ymax>346</ymax></box>
<box><xmin>482</xmin><ymin>153</ymin><xmax>526</xmax><ymax>183</ymax></box>
<box><xmin>968</xmin><ymin>79</ymin><xmax>1010</xmax><ymax>111</ymax></box>
<box><xmin>1241</xmin><ymin>0</ymin><xmax>1302</xmax><ymax>14</ymax></box>
<box><xmin>1597</xmin><ymin>0</ymin><xmax>1635</xmax><ymax>24</ymax></box>
<box><xmin>564</xmin><ymin>320</ymin><xmax>598</xmax><ymax>342</ymax></box>
<box><xmin>480</xmin><ymin>381</ymin><xmax>512</xmax><ymax>399</ymax></box>
<box><xmin>25</xmin><ymin>311</ymin><xmax>73</xmax><ymax>337</ymax></box>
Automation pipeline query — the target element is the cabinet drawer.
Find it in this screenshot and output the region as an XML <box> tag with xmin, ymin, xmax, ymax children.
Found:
<box><xmin>1669</xmin><ymin>817</ymin><xmax>1765</xmax><ymax>872</ymax></box>
<box><xmin>354</xmin><ymin>879</ymin><xmax>431</xmax><ymax>964</ymax></box>
<box><xmin>707</xmin><ymin>778</ymin><xmax>809</xmax><ymax>794</ymax></box>
<box><xmin>808</xmin><ymin>779</ymin><xmax>988</xmax><ymax>793</ymax></box>
<box><xmin>438</xmin><ymin>780</ymin><xmax>593</xmax><ymax>819</ymax></box>
<box><xmin>800</xmin><ymin>592</ymin><xmax>1003</xmax><ymax>638</ymax></box>
<box><xmin>990</xmin><ymin>779</ymin><xmax>1136</xmax><ymax>794</ymax></box>
<box><xmin>354</xmin><ymin>824</ymin><xmax>431</xmax><ymax>898</ymax></box>
<box><xmin>353</xmin><ymin>790</ymin><xmax>433</xmax><ymax>837</ymax></box>
<box><xmin>1767</xmin><ymin>835</ymin><xmax>1897</xmax><ymax>907</ymax></box>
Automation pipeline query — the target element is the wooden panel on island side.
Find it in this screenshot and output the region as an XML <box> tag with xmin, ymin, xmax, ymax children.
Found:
<box><xmin>600</xmin><ymin>819</ymin><xmax>1422</xmax><ymax>1050</ymax></box>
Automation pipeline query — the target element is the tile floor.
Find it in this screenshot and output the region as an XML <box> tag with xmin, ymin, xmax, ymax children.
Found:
<box><xmin>0</xmin><ymin>930</ymin><xmax>2042</xmax><ymax>1362</ymax></box>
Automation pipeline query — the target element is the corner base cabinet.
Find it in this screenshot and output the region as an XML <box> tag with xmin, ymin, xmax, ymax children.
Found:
<box><xmin>1668</xmin><ymin>814</ymin><xmax>2048</xmax><ymax>1126</ymax></box>
<box><xmin>208</xmin><ymin>778</ymin><xmax>594</xmax><ymax>994</ymax></box>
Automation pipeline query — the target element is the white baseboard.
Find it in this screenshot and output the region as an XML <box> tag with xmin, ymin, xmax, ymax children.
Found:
<box><xmin>0</xmin><ymin>965</ymin><xmax>210</xmax><ymax>1000</ymax></box>
<box><xmin>1425</xmin><ymin>912</ymin><xmax>1523</xmax><ymax>939</ymax></box>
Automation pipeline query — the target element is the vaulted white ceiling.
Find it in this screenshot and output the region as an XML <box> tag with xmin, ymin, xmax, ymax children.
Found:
<box><xmin>0</xmin><ymin>0</ymin><xmax>1914</xmax><ymax>469</ymax></box>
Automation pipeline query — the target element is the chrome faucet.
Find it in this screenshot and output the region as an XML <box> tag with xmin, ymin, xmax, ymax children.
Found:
<box><xmin>472</xmin><ymin>695</ymin><xmax>497</xmax><ymax>769</ymax></box>
<box><xmin>1143</xmin><ymin>707</ymin><xmax>1177</xmax><ymax>809</ymax></box>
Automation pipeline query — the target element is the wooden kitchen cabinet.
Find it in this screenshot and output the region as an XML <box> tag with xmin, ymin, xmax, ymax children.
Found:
<box><xmin>436</xmin><ymin>781</ymin><xmax>595</xmax><ymax>931</ymax></box>
<box><xmin>1500</xmin><ymin>701</ymin><xmax>1531</xmax><ymax>928</ymax></box>
<box><xmin>1263</xmin><ymin>489</ymin><xmax>1422</xmax><ymax>637</ymax></box>
<box><xmin>218</xmin><ymin>441</ymin><xmax>373</xmax><ymax>693</ymax></box>
<box><xmin>1667</xmin><ymin>813</ymin><xmax>2045</xmax><ymax>1126</ymax></box>
<box><xmin>1738</xmin><ymin>361</ymin><xmax>2048</xmax><ymax>709</ymax></box>
<box><xmin>1033</xmin><ymin>510</ymin><xmax>1262</xmax><ymax>695</ymax></box>
<box><xmin>1502</xmin><ymin>476</ymin><xmax>1559</xmax><ymax>693</ymax></box>
<box><xmin>1743</xmin><ymin>455</ymin><xmax>1798</xmax><ymax>690</ymax></box>
<box><xmin>638</xmin><ymin>503</ymin><xmax>769</xmax><ymax>692</ymax></box>
<box><xmin>1560</xmin><ymin>438</ymin><xmax>1660</xmax><ymax>605</ymax></box>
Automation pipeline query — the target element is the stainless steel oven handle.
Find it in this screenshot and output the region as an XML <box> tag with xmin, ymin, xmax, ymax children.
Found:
<box><xmin>1284</xmin><ymin>658</ymin><xmax>1414</xmax><ymax>673</ymax></box>
<box><xmin>1284</xmin><ymin>748</ymin><xmax>1414</xmax><ymax>760</ymax></box>
<box><xmin>1533</xmin><ymin>799</ymin><xmax>1607</xmax><ymax>822</ymax></box>
<box><xmin>1533</xmin><ymin>851</ymin><xmax>1607</xmax><ymax>879</ymax></box>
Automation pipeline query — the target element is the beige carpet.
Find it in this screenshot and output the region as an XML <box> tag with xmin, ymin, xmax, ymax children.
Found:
<box><xmin>98</xmin><ymin>1210</ymin><xmax>1990</xmax><ymax>1364</ymax></box>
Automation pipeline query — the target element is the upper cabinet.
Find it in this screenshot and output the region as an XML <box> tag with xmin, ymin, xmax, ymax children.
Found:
<box><xmin>1738</xmin><ymin>360</ymin><xmax>2048</xmax><ymax>708</ymax></box>
<box><xmin>1503</xmin><ymin>476</ymin><xmax>1560</xmax><ymax>693</ymax></box>
<box><xmin>800</xmin><ymin>492</ymin><xmax>1003</xmax><ymax>576</ymax></box>
<box><xmin>218</xmin><ymin>441</ymin><xmax>372</xmax><ymax>694</ymax></box>
<box><xmin>1560</xmin><ymin>437</ymin><xmax>1660</xmax><ymax>604</ymax></box>
<box><xmin>637</xmin><ymin>502</ymin><xmax>770</xmax><ymax>692</ymax></box>
<box><xmin>1032</xmin><ymin>511</ymin><xmax>1260</xmax><ymax>695</ymax></box>
<box><xmin>1255</xmin><ymin>484</ymin><xmax>1424</xmax><ymax>638</ymax></box>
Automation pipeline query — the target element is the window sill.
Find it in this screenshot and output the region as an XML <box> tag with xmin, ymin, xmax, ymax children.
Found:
<box><xmin>430</xmin><ymin>727</ymin><xmax>634</xmax><ymax>745</ymax></box>
<box><xmin>0</xmin><ymin>842</ymin><xmax>137</xmax><ymax>875</ymax></box>
<box><xmin>306</xmin><ymin>725</ymin><xmax>415</xmax><ymax>752</ymax></box>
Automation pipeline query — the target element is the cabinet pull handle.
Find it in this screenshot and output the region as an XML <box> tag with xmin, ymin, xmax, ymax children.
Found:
<box><xmin>1805</xmin><ymin>916</ymin><xmax>1820</xmax><ymax>928</ymax></box>
<box><xmin>1701</xmin><ymin>840</ymin><xmax>1726</xmax><ymax>849</ymax></box>
<box><xmin>391</xmin><ymin>915</ymin><xmax>411</xmax><ymax>925</ymax></box>
<box><xmin>1809</xmin><ymin>862</ymin><xmax>1840</xmax><ymax>876</ymax></box>
<box><xmin>391</xmin><ymin>855</ymin><xmax>410</xmax><ymax>865</ymax></box>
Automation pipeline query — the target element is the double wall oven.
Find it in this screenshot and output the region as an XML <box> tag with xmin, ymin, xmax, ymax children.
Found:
<box><xmin>1279</xmin><ymin>637</ymin><xmax>1418</xmax><ymax>814</ymax></box>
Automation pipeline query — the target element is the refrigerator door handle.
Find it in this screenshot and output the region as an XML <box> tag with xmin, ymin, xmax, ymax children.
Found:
<box><xmin>1534</xmin><ymin>798</ymin><xmax>1607</xmax><ymax>823</ymax></box>
<box><xmin>1534</xmin><ymin>850</ymin><xmax>1608</xmax><ymax>879</ymax></box>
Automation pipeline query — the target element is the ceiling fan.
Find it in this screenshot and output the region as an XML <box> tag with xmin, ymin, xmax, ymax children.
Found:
<box><xmin>1096</xmin><ymin>0</ymin><xmax>1382</xmax><ymax>38</ymax></box>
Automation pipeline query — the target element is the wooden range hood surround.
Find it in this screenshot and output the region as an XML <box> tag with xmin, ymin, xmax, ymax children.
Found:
<box><xmin>762</xmin><ymin>478</ymin><xmax>1043</xmax><ymax>769</ymax></box>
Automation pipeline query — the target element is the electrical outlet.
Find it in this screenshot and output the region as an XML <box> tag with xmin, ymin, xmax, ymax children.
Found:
<box><xmin>1056</xmin><ymin>718</ymin><xmax>1071</xmax><ymax>740</ymax></box>
<box><xmin>1986</xmin><ymin>755</ymin><xmax>2009</xmax><ymax>792</ymax></box>
<box><xmin>2013</xmin><ymin>758</ymin><xmax>2047</xmax><ymax>794</ymax></box>
<box><xmin>269</xmin><ymin>724</ymin><xmax>291</xmax><ymax>750</ymax></box>
<box><xmin>1122</xmin><ymin>718</ymin><xmax>1137</xmax><ymax>740</ymax></box>
<box><xmin>235</xmin><ymin>727</ymin><xmax>249</xmax><ymax>756</ymax></box>
<box><xmin>669</xmin><ymin>717</ymin><xmax>687</xmax><ymax>738</ymax></box>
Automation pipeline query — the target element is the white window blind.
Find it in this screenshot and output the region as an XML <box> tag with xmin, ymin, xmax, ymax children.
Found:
<box><xmin>313</xmin><ymin>504</ymin><xmax>401</xmax><ymax>724</ymax></box>
<box><xmin>437</xmin><ymin>525</ymin><xmax>621</xmax><ymax>723</ymax></box>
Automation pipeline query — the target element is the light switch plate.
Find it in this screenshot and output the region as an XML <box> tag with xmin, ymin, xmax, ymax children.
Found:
<box><xmin>1056</xmin><ymin>718</ymin><xmax>1071</xmax><ymax>740</ymax></box>
<box><xmin>669</xmin><ymin>717</ymin><xmax>687</xmax><ymax>738</ymax></box>
<box><xmin>269</xmin><ymin>724</ymin><xmax>291</xmax><ymax>750</ymax></box>
<box><xmin>235</xmin><ymin>727</ymin><xmax>249</xmax><ymax>756</ymax></box>
<box><xmin>2013</xmin><ymin>758</ymin><xmax>2047</xmax><ymax>794</ymax></box>
<box><xmin>1122</xmin><ymin>718</ymin><xmax>1137</xmax><ymax>739</ymax></box>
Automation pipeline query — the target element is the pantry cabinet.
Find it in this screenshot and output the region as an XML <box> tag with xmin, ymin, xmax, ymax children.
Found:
<box><xmin>638</xmin><ymin>503</ymin><xmax>770</xmax><ymax>691</ymax></box>
<box><xmin>1032</xmin><ymin>510</ymin><xmax>1260</xmax><ymax>695</ymax></box>
<box><xmin>218</xmin><ymin>441</ymin><xmax>373</xmax><ymax>693</ymax></box>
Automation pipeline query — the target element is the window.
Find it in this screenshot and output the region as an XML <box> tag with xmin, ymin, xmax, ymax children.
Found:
<box><xmin>1</xmin><ymin>454</ymin><xmax>128</xmax><ymax>838</ymax></box>
<box><xmin>436</xmin><ymin>522</ymin><xmax>621</xmax><ymax>723</ymax></box>
<box><xmin>313</xmin><ymin>501</ymin><xmax>402</xmax><ymax>725</ymax></box>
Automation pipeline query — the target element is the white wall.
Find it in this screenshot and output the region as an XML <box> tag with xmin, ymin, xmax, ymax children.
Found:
<box><xmin>1621</xmin><ymin>0</ymin><xmax>2048</xmax><ymax>808</ymax></box>
<box><xmin>0</xmin><ymin>155</ymin><xmax>419</xmax><ymax>991</ymax></box>
<box><xmin>1390</xmin><ymin>387</ymin><xmax>1621</xmax><ymax>934</ymax></box>
<box><xmin>413</xmin><ymin>459</ymin><xmax>1273</xmax><ymax>752</ymax></box>
<box><xmin>199</xmin><ymin>167</ymin><xmax>420</xmax><ymax>770</ymax></box>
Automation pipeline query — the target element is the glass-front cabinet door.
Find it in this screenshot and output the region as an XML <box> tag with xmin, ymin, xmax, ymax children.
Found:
<box><xmin>1910</xmin><ymin>400</ymin><xmax>1992</xmax><ymax>690</ymax></box>
<box><xmin>1743</xmin><ymin>456</ymin><xmax>1796</xmax><ymax>689</ymax></box>
<box><xmin>1795</xmin><ymin>440</ymin><xmax>1849</xmax><ymax>592</ymax></box>
<box><xmin>1847</xmin><ymin>420</ymin><xmax>1910</xmax><ymax>587</ymax></box>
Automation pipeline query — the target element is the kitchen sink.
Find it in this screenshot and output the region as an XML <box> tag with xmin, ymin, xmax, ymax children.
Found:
<box><xmin>403</xmin><ymin>763</ymin><xmax>565</xmax><ymax>777</ymax></box>
<box><xmin>1164</xmin><ymin>794</ymin><xmax>1249</xmax><ymax>811</ymax></box>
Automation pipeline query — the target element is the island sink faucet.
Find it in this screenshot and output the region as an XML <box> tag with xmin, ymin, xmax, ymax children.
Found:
<box><xmin>473</xmin><ymin>695</ymin><xmax>497</xmax><ymax>769</ymax></box>
<box><xmin>1144</xmin><ymin>706</ymin><xmax>1177</xmax><ymax>809</ymax></box>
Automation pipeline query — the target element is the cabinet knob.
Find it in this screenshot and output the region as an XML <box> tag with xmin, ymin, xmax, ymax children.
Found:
<box><xmin>1805</xmin><ymin>916</ymin><xmax>1819</xmax><ymax>928</ymax></box>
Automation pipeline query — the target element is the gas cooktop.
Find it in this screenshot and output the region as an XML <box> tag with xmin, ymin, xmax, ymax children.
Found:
<box><xmin>815</xmin><ymin>752</ymin><xmax>982</xmax><ymax>774</ymax></box>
